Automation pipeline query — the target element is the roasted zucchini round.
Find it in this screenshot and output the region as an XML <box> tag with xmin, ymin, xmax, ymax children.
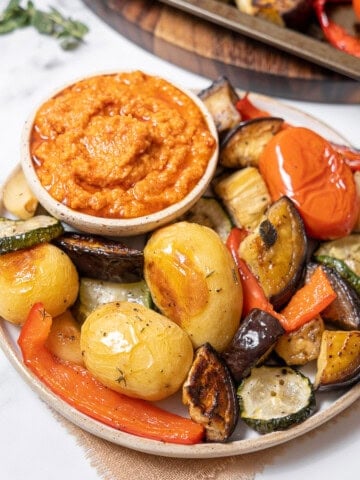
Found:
<box><xmin>237</xmin><ymin>365</ymin><xmax>316</xmax><ymax>433</ymax></box>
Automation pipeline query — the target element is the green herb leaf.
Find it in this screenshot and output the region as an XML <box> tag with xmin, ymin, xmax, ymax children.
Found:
<box><xmin>0</xmin><ymin>0</ymin><xmax>88</xmax><ymax>49</ymax></box>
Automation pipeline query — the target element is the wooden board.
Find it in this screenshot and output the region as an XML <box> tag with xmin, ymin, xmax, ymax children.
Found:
<box><xmin>82</xmin><ymin>0</ymin><xmax>360</xmax><ymax>103</ymax></box>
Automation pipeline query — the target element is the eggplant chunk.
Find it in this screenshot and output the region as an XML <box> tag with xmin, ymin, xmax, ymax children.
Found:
<box><xmin>222</xmin><ymin>309</ymin><xmax>285</xmax><ymax>382</ymax></box>
<box><xmin>214</xmin><ymin>166</ymin><xmax>271</xmax><ymax>231</ymax></box>
<box><xmin>275</xmin><ymin>316</ymin><xmax>325</xmax><ymax>366</ymax></box>
<box><xmin>53</xmin><ymin>232</ymin><xmax>144</xmax><ymax>282</ymax></box>
<box><xmin>182</xmin><ymin>342</ymin><xmax>239</xmax><ymax>442</ymax></box>
<box><xmin>198</xmin><ymin>76</ymin><xmax>241</xmax><ymax>133</ymax></box>
<box><xmin>314</xmin><ymin>330</ymin><xmax>360</xmax><ymax>390</ymax></box>
<box><xmin>239</xmin><ymin>196</ymin><xmax>307</xmax><ymax>309</ymax></box>
<box><xmin>219</xmin><ymin>117</ymin><xmax>284</xmax><ymax>168</ymax></box>
<box><xmin>306</xmin><ymin>263</ymin><xmax>360</xmax><ymax>330</ymax></box>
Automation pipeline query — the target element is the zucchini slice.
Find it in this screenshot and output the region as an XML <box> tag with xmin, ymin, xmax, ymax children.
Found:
<box><xmin>0</xmin><ymin>215</ymin><xmax>64</xmax><ymax>254</ymax></box>
<box><xmin>238</xmin><ymin>365</ymin><xmax>316</xmax><ymax>434</ymax></box>
<box><xmin>179</xmin><ymin>197</ymin><xmax>232</xmax><ymax>242</ymax></box>
<box><xmin>72</xmin><ymin>277</ymin><xmax>152</xmax><ymax>323</ymax></box>
<box><xmin>314</xmin><ymin>234</ymin><xmax>360</xmax><ymax>276</ymax></box>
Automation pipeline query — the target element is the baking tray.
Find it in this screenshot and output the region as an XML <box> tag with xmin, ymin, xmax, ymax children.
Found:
<box><xmin>159</xmin><ymin>0</ymin><xmax>360</xmax><ymax>81</ymax></box>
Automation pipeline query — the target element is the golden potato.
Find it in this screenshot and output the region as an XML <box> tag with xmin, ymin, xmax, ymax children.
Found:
<box><xmin>0</xmin><ymin>243</ymin><xmax>79</xmax><ymax>325</ymax></box>
<box><xmin>80</xmin><ymin>301</ymin><xmax>194</xmax><ymax>401</ymax></box>
<box><xmin>46</xmin><ymin>310</ymin><xmax>84</xmax><ymax>365</ymax></box>
<box><xmin>144</xmin><ymin>221</ymin><xmax>243</xmax><ymax>351</ymax></box>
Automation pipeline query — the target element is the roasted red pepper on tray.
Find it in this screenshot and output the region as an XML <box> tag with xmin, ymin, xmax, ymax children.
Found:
<box><xmin>313</xmin><ymin>0</ymin><xmax>360</xmax><ymax>58</ymax></box>
<box><xmin>18</xmin><ymin>303</ymin><xmax>205</xmax><ymax>445</ymax></box>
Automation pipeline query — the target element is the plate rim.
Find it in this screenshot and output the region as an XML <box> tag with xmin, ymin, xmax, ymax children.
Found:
<box><xmin>0</xmin><ymin>91</ymin><xmax>359</xmax><ymax>459</ymax></box>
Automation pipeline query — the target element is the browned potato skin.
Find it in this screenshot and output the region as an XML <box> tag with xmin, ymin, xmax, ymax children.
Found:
<box><xmin>0</xmin><ymin>243</ymin><xmax>79</xmax><ymax>325</ymax></box>
<box><xmin>144</xmin><ymin>222</ymin><xmax>243</xmax><ymax>351</ymax></box>
<box><xmin>46</xmin><ymin>310</ymin><xmax>84</xmax><ymax>365</ymax></box>
<box><xmin>275</xmin><ymin>316</ymin><xmax>324</xmax><ymax>366</ymax></box>
<box><xmin>315</xmin><ymin>330</ymin><xmax>360</xmax><ymax>390</ymax></box>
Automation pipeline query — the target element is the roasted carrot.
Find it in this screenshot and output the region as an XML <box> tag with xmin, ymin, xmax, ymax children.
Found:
<box><xmin>18</xmin><ymin>303</ymin><xmax>204</xmax><ymax>445</ymax></box>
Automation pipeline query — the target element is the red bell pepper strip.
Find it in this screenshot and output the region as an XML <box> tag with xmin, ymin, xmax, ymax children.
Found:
<box><xmin>313</xmin><ymin>0</ymin><xmax>360</xmax><ymax>58</ymax></box>
<box><xmin>235</xmin><ymin>93</ymin><xmax>271</xmax><ymax>121</ymax></box>
<box><xmin>226</xmin><ymin>228</ymin><xmax>337</xmax><ymax>332</ymax></box>
<box><xmin>18</xmin><ymin>303</ymin><xmax>204</xmax><ymax>445</ymax></box>
<box><xmin>226</xmin><ymin>228</ymin><xmax>284</xmax><ymax>320</ymax></box>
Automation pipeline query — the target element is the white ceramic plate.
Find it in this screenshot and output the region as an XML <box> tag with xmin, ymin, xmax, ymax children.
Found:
<box><xmin>1</xmin><ymin>93</ymin><xmax>359</xmax><ymax>459</ymax></box>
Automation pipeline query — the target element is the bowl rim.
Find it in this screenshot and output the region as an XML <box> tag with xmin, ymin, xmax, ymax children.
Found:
<box><xmin>20</xmin><ymin>70</ymin><xmax>219</xmax><ymax>236</ymax></box>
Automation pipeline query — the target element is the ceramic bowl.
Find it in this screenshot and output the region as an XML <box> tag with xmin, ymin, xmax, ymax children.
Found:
<box><xmin>20</xmin><ymin>72</ymin><xmax>219</xmax><ymax>237</ymax></box>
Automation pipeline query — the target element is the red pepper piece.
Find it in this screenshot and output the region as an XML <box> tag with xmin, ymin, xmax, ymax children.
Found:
<box><xmin>226</xmin><ymin>228</ymin><xmax>284</xmax><ymax>320</ymax></box>
<box><xmin>226</xmin><ymin>228</ymin><xmax>337</xmax><ymax>332</ymax></box>
<box><xmin>313</xmin><ymin>0</ymin><xmax>360</xmax><ymax>58</ymax></box>
<box><xmin>235</xmin><ymin>94</ymin><xmax>271</xmax><ymax>121</ymax></box>
<box><xmin>18</xmin><ymin>303</ymin><xmax>204</xmax><ymax>445</ymax></box>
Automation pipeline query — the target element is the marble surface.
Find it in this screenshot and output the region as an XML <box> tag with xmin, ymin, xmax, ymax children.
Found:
<box><xmin>0</xmin><ymin>1</ymin><xmax>359</xmax><ymax>479</ymax></box>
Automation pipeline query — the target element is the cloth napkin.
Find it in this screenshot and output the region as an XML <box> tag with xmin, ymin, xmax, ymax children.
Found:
<box><xmin>53</xmin><ymin>399</ymin><xmax>359</xmax><ymax>480</ymax></box>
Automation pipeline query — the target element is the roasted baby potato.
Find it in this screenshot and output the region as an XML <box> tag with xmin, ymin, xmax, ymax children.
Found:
<box><xmin>80</xmin><ymin>301</ymin><xmax>194</xmax><ymax>401</ymax></box>
<box><xmin>239</xmin><ymin>196</ymin><xmax>307</xmax><ymax>309</ymax></box>
<box><xmin>46</xmin><ymin>310</ymin><xmax>84</xmax><ymax>365</ymax></box>
<box><xmin>183</xmin><ymin>342</ymin><xmax>239</xmax><ymax>442</ymax></box>
<box><xmin>219</xmin><ymin>117</ymin><xmax>284</xmax><ymax>168</ymax></box>
<box><xmin>0</xmin><ymin>243</ymin><xmax>79</xmax><ymax>325</ymax></box>
<box><xmin>2</xmin><ymin>166</ymin><xmax>38</xmax><ymax>219</ymax></box>
<box><xmin>275</xmin><ymin>315</ymin><xmax>324</xmax><ymax>366</ymax></box>
<box><xmin>314</xmin><ymin>330</ymin><xmax>360</xmax><ymax>390</ymax></box>
<box><xmin>144</xmin><ymin>221</ymin><xmax>243</xmax><ymax>351</ymax></box>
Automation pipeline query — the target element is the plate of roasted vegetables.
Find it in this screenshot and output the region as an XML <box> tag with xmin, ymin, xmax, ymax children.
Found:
<box><xmin>0</xmin><ymin>76</ymin><xmax>359</xmax><ymax>458</ymax></box>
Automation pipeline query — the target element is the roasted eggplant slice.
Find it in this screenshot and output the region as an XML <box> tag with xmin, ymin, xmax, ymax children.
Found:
<box><xmin>198</xmin><ymin>76</ymin><xmax>241</xmax><ymax>133</ymax></box>
<box><xmin>274</xmin><ymin>315</ymin><xmax>325</xmax><ymax>366</ymax></box>
<box><xmin>238</xmin><ymin>365</ymin><xmax>316</xmax><ymax>434</ymax></box>
<box><xmin>214</xmin><ymin>166</ymin><xmax>271</xmax><ymax>231</ymax></box>
<box><xmin>53</xmin><ymin>232</ymin><xmax>144</xmax><ymax>282</ymax></box>
<box><xmin>306</xmin><ymin>263</ymin><xmax>360</xmax><ymax>330</ymax></box>
<box><xmin>239</xmin><ymin>196</ymin><xmax>307</xmax><ymax>309</ymax></box>
<box><xmin>219</xmin><ymin>117</ymin><xmax>284</xmax><ymax>168</ymax></box>
<box><xmin>222</xmin><ymin>308</ymin><xmax>285</xmax><ymax>382</ymax></box>
<box><xmin>182</xmin><ymin>342</ymin><xmax>239</xmax><ymax>442</ymax></box>
<box><xmin>314</xmin><ymin>330</ymin><xmax>360</xmax><ymax>390</ymax></box>
<box><xmin>315</xmin><ymin>255</ymin><xmax>360</xmax><ymax>297</ymax></box>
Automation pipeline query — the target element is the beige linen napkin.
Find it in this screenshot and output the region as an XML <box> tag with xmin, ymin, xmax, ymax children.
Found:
<box><xmin>53</xmin><ymin>399</ymin><xmax>359</xmax><ymax>480</ymax></box>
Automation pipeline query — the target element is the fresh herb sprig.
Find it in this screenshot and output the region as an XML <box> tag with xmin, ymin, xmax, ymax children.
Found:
<box><xmin>0</xmin><ymin>0</ymin><xmax>89</xmax><ymax>50</ymax></box>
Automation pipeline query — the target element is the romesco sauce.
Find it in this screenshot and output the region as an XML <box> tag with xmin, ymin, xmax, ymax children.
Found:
<box><xmin>30</xmin><ymin>71</ymin><xmax>216</xmax><ymax>219</ymax></box>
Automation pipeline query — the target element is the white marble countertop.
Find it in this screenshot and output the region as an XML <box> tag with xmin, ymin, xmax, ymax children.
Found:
<box><xmin>0</xmin><ymin>1</ymin><xmax>359</xmax><ymax>479</ymax></box>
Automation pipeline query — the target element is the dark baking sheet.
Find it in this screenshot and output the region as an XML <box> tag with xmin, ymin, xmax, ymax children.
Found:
<box><xmin>159</xmin><ymin>0</ymin><xmax>360</xmax><ymax>81</ymax></box>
